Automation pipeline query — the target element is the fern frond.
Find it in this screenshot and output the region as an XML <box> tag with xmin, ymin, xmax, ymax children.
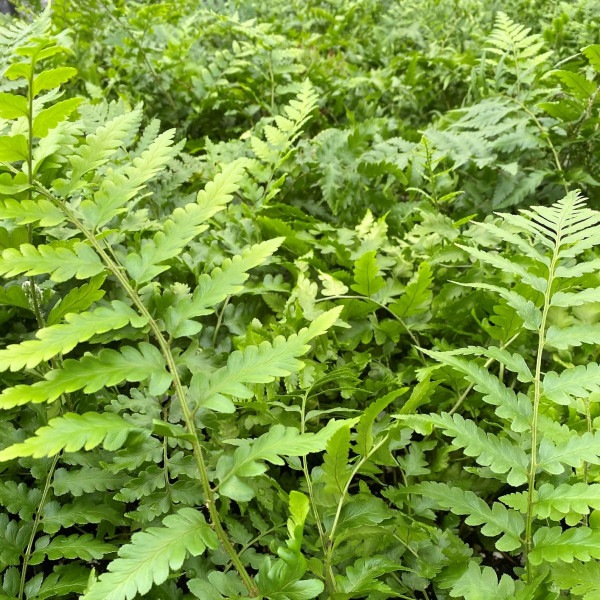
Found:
<box><xmin>0</xmin><ymin>412</ymin><xmax>146</xmax><ymax>461</ymax></box>
<box><xmin>29</xmin><ymin>534</ymin><xmax>116</xmax><ymax>564</ymax></box>
<box><xmin>215</xmin><ymin>420</ymin><xmax>352</xmax><ymax>502</ymax></box>
<box><xmin>192</xmin><ymin>307</ymin><xmax>342</xmax><ymax>412</ymax></box>
<box><xmin>0</xmin><ymin>481</ymin><xmax>42</xmax><ymax>520</ymax></box>
<box><xmin>502</xmin><ymin>482</ymin><xmax>600</xmax><ymax>520</ymax></box>
<box><xmin>124</xmin><ymin>162</ymin><xmax>247</xmax><ymax>283</ymax></box>
<box><xmin>80</xmin><ymin>129</ymin><xmax>177</xmax><ymax>228</ymax></box>
<box><xmin>0</xmin><ymin>197</ymin><xmax>65</xmax><ymax>226</ymax></box>
<box><xmin>421</xmin><ymin>349</ymin><xmax>532</xmax><ymax>432</ymax></box>
<box><xmin>449</xmin><ymin>561</ymin><xmax>516</xmax><ymax>600</ymax></box>
<box><xmin>412</xmin><ymin>482</ymin><xmax>524</xmax><ymax>551</ymax></box>
<box><xmin>0</xmin><ymin>343</ymin><xmax>171</xmax><ymax>408</ymax></box>
<box><xmin>537</xmin><ymin>433</ymin><xmax>600</xmax><ymax>475</ymax></box>
<box><xmin>165</xmin><ymin>238</ymin><xmax>282</xmax><ymax>337</ymax></box>
<box><xmin>543</xmin><ymin>364</ymin><xmax>600</xmax><ymax>405</ymax></box>
<box><xmin>0</xmin><ymin>300</ymin><xmax>146</xmax><ymax>372</ymax></box>
<box><xmin>82</xmin><ymin>508</ymin><xmax>218</xmax><ymax>600</ymax></box>
<box><xmin>52</xmin><ymin>467</ymin><xmax>127</xmax><ymax>497</ymax></box>
<box><xmin>41</xmin><ymin>500</ymin><xmax>126</xmax><ymax>534</ymax></box>
<box><xmin>545</xmin><ymin>325</ymin><xmax>600</xmax><ymax>350</ymax></box>
<box><xmin>552</xmin><ymin>560</ymin><xmax>600</xmax><ymax>598</ymax></box>
<box><xmin>530</xmin><ymin>526</ymin><xmax>600</xmax><ymax>565</ymax></box>
<box><xmin>0</xmin><ymin>242</ymin><xmax>104</xmax><ymax>282</ymax></box>
<box><xmin>397</xmin><ymin>413</ymin><xmax>529</xmax><ymax>486</ymax></box>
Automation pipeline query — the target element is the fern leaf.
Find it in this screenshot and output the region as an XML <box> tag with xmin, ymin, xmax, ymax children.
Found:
<box><xmin>322</xmin><ymin>423</ymin><xmax>352</xmax><ymax>496</ymax></box>
<box><xmin>390</xmin><ymin>262</ymin><xmax>433</xmax><ymax>318</ymax></box>
<box><xmin>537</xmin><ymin>433</ymin><xmax>600</xmax><ymax>475</ymax></box>
<box><xmin>545</xmin><ymin>325</ymin><xmax>600</xmax><ymax>349</ymax></box>
<box><xmin>80</xmin><ymin>129</ymin><xmax>177</xmax><ymax>228</ymax></box>
<box><xmin>41</xmin><ymin>501</ymin><xmax>125</xmax><ymax>534</ymax></box>
<box><xmin>0</xmin><ymin>242</ymin><xmax>104</xmax><ymax>282</ymax></box>
<box><xmin>0</xmin><ymin>300</ymin><xmax>147</xmax><ymax>372</ymax></box>
<box><xmin>421</xmin><ymin>349</ymin><xmax>532</xmax><ymax>432</ymax></box>
<box><xmin>0</xmin><ymin>412</ymin><xmax>146</xmax><ymax>461</ymax></box>
<box><xmin>47</xmin><ymin>274</ymin><xmax>106</xmax><ymax>325</ymax></box>
<box><xmin>501</xmin><ymin>483</ymin><xmax>600</xmax><ymax>520</ymax></box>
<box><xmin>449</xmin><ymin>561</ymin><xmax>516</xmax><ymax>600</ymax></box>
<box><xmin>165</xmin><ymin>238</ymin><xmax>282</xmax><ymax>337</ymax></box>
<box><xmin>125</xmin><ymin>163</ymin><xmax>247</xmax><ymax>283</ymax></box>
<box><xmin>397</xmin><ymin>413</ymin><xmax>529</xmax><ymax>486</ymax></box>
<box><xmin>35</xmin><ymin>565</ymin><xmax>90</xmax><ymax>600</ymax></box>
<box><xmin>191</xmin><ymin>307</ymin><xmax>342</xmax><ymax>412</ymax></box>
<box><xmin>551</xmin><ymin>287</ymin><xmax>600</xmax><ymax>307</ymax></box>
<box><xmin>552</xmin><ymin>559</ymin><xmax>600</xmax><ymax>599</ymax></box>
<box><xmin>412</xmin><ymin>482</ymin><xmax>524</xmax><ymax>551</ymax></box>
<box><xmin>0</xmin><ymin>197</ymin><xmax>65</xmax><ymax>226</ymax></box>
<box><xmin>351</xmin><ymin>251</ymin><xmax>385</xmax><ymax>297</ymax></box>
<box><xmin>216</xmin><ymin>420</ymin><xmax>352</xmax><ymax>502</ymax></box>
<box><xmin>0</xmin><ymin>481</ymin><xmax>42</xmax><ymax>520</ymax></box>
<box><xmin>530</xmin><ymin>526</ymin><xmax>600</xmax><ymax>565</ymax></box>
<box><xmin>29</xmin><ymin>534</ymin><xmax>116</xmax><ymax>564</ymax></box>
<box><xmin>58</xmin><ymin>107</ymin><xmax>143</xmax><ymax>195</ymax></box>
<box><xmin>543</xmin><ymin>363</ymin><xmax>600</xmax><ymax>405</ymax></box>
<box><xmin>0</xmin><ymin>343</ymin><xmax>171</xmax><ymax>408</ymax></box>
<box><xmin>52</xmin><ymin>467</ymin><xmax>127</xmax><ymax>497</ymax></box>
<box><xmin>82</xmin><ymin>508</ymin><xmax>218</xmax><ymax>600</ymax></box>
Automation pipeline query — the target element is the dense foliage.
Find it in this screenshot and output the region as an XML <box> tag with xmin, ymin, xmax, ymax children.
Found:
<box><xmin>2</xmin><ymin>1</ymin><xmax>600</xmax><ymax>598</ymax></box>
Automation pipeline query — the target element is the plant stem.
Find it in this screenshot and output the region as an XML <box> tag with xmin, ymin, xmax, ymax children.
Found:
<box><xmin>29</xmin><ymin>179</ymin><xmax>258</xmax><ymax>596</ymax></box>
<box><xmin>18</xmin><ymin>454</ymin><xmax>60</xmax><ymax>600</ymax></box>
<box><xmin>524</xmin><ymin>218</ymin><xmax>562</xmax><ymax>583</ymax></box>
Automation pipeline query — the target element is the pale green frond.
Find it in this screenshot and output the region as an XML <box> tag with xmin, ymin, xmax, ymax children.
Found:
<box><xmin>502</xmin><ymin>482</ymin><xmax>600</xmax><ymax>520</ymax></box>
<box><xmin>0</xmin><ymin>242</ymin><xmax>104</xmax><ymax>282</ymax></box>
<box><xmin>530</xmin><ymin>526</ymin><xmax>600</xmax><ymax>565</ymax></box>
<box><xmin>80</xmin><ymin>129</ymin><xmax>177</xmax><ymax>228</ymax></box>
<box><xmin>190</xmin><ymin>307</ymin><xmax>342</xmax><ymax>413</ymax></box>
<box><xmin>422</xmin><ymin>348</ymin><xmax>532</xmax><ymax>432</ymax></box>
<box><xmin>52</xmin><ymin>467</ymin><xmax>126</xmax><ymax>496</ymax></box>
<box><xmin>0</xmin><ymin>300</ymin><xmax>147</xmax><ymax>372</ymax></box>
<box><xmin>412</xmin><ymin>482</ymin><xmax>524</xmax><ymax>551</ymax></box>
<box><xmin>449</xmin><ymin>561</ymin><xmax>516</xmax><ymax>600</ymax></box>
<box><xmin>543</xmin><ymin>363</ymin><xmax>600</xmax><ymax>405</ymax></box>
<box><xmin>29</xmin><ymin>534</ymin><xmax>116</xmax><ymax>564</ymax></box>
<box><xmin>551</xmin><ymin>287</ymin><xmax>600</xmax><ymax>307</ymax></box>
<box><xmin>552</xmin><ymin>560</ymin><xmax>600</xmax><ymax>599</ymax></box>
<box><xmin>0</xmin><ymin>197</ymin><xmax>65</xmax><ymax>226</ymax></box>
<box><xmin>82</xmin><ymin>508</ymin><xmax>218</xmax><ymax>600</ymax></box>
<box><xmin>0</xmin><ymin>412</ymin><xmax>145</xmax><ymax>461</ymax></box>
<box><xmin>215</xmin><ymin>420</ymin><xmax>352</xmax><ymax>502</ymax></box>
<box><xmin>545</xmin><ymin>324</ymin><xmax>600</xmax><ymax>349</ymax></box>
<box><xmin>537</xmin><ymin>433</ymin><xmax>600</xmax><ymax>475</ymax></box>
<box><xmin>165</xmin><ymin>238</ymin><xmax>283</xmax><ymax>337</ymax></box>
<box><xmin>0</xmin><ymin>343</ymin><xmax>171</xmax><ymax>408</ymax></box>
<box><xmin>396</xmin><ymin>413</ymin><xmax>529</xmax><ymax>486</ymax></box>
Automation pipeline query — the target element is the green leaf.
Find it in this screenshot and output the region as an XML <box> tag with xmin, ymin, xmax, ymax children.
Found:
<box><xmin>0</xmin><ymin>481</ymin><xmax>42</xmax><ymax>520</ymax></box>
<box><xmin>33</xmin><ymin>97</ymin><xmax>83</xmax><ymax>137</ymax></box>
<box><xmin>397</xmin><ymin>413</ymin><xmax>529</xmax><ymax>485</ymax></box>
<box><xmin>351</xmin><ymin>250</ymin><xmax>385</xmax><ymax>297</ymax></box>
<box><xmin>47</xmin><ymin>274</ymin><xmax>106</xmax><ymax>325</ymax></box>
<box><xmin>411</xmin><ymin>482</ymin><xmax>524</xmax><ymax>551</ymax></box>
<box><xmin>0</xmin><ymin>135</ymin><xmax>28</xmax><ymax>161</ymax></box>
<box><xmin>322</xmin><ymin>423</ymin><xmax>352</xmax><ymax>496</ymax></box>
<box><xmin>0</xmin><ymin>343</ymin><xmax>171</xmax><ymax>407</ymax></box>
<box><xmin>421</xmin><ymin>348</ymin><xmax>532</xmax><ymax>432</ymax></box>
<box><xmin>0</xmin><ymin>300</ymin><xmax>146</xmax><ymax>372</ymax></box>
<box><xmin>41</xmin><ymin>500</ymin><xmax>125</xmax><ymax>534</ymax></box>
<box><xmin>82</xmin><ymin>508</ymin><xmax>218</xmax><ymax>600</ymax></box>
<box><xmin>355</xmin><ymin>389</ymin><xmax>404</xmax><ymax>456</ymax></box>
<box><xmin>545</xmin><ymin>324</ymin><xmax>600</xmax><ymax>349</ymax></box>
<box><xmin>537</xmin><ymin>433</ymin><xmax>600</xmax><ymax>475</ymax></box>
<box><xmin>502</xmin><ymin>482</ymin><xmax>600</xmax><ymax>520</ymax></box>
<box><xmin>0</xmin><ymin>242</ymin><xmax>104</xmax><ymax>282</ymax></box>
<box><xmin>0</xmin><ymin>197</ymin><xmax>65</xmax><ymax>227</ymax></box>
<box><xmin>335</xmin><ymin>557</ymin><xmax>402</xmax><ymax>598</ymax></box>
<box><xmin>32</xmin><ymin>67</ymin><xmax>77</xmax><ymax>95</ymax></box>
<box><xmin>52</xmin><ymin>467</ymin><xmax>127</xmax><ymax>497</ymax></box>
<box><xmin>216</xmin><ymin>420</ymin><xmax>353</xmax><ymax>501</ymax></box>
<box><xmin>450</xmin><ymin>561</ymin><xmax>516</xmax><ymax>600</ymax></box>
<box><xmin>390</xmin><ymin>262</ymin><xmax>433</xmax><ymax>317</ymax></box>
<box><xmin>191</xmin><ymin>307</ymin><xmax>342</xmax><ymax>412</ymax></box>
<box><xmin>29</xmin><ymin>534</ymin><xmax>116</xmax><ymax>564</ymax></box>
<box><xmin>553</xmin><ymin>70</ymin><xmax>597</xmax><ymax>100</ymax></box>
<box><xmin>530</xmin><ymin>526</ymin><xmax>600</xmax><ymax>565</ymax></box>
<box><xmin>552</xmin><ymin>559</ymin><xmax>600</xmax><ymax>598</ymax></box>
<box><xmin>0</xmin><ymin>412</ymin><xmax>146</xmax><ymax>461</ymax></box>
<box><xmin>543</xmin><ymin>363</ymin><xmax>600</xmax><ymax>405</ymax></box>
<box><xmin>0</xmin><ymin>93</ymin><xmax>27</xmax><ymax>118</ymax></box>
<box><xmin>583</xmin><ymin>45</ymin><xmax>600</xmax><ymax>71</ymax></box>
<box><xmin>35</xmin><ymin>566</ymin><xmax>89</xmax><ymax>600</ymax></box>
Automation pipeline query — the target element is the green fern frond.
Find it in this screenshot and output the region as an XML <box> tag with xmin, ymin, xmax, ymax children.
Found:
<box><xmin>530</xmin><ymin>526</ymin><xmax>600</xmax><ymax>565</ymax></box>
<box><xmin>537</xmin><ymin>433</ymin><xmax>600</xmax><ymax>475</ymax></box>
<box><xmin>0</xmin><ymin>300</ymin><xmax>146</xmax><ymax>372</ymax></box>
<box><xmin>52</xmin><ymin>467</ymin><xmax>127</xmax><ymax>497</ymax></box>
<box><xmin>0</xmin><ymin>343</ymin><xmax>171</xmax><ymax>408</ymax></box>
<box><xmin>29</xmin><ymin>534</ymin><xmax>116</xmax><ymax>564</ymax></box>
<box><xmin>82</xmin><ymin>508</ymin><xmax>218</xmax><ymax>600</ymax></box>
<box><xmin>0</xmin><ymin>412</ymin><xmax>146</xmax><ymax>461</ymax></box>
<box><xmin>0</xmin><ymin>242</ymin><xmax>104</xmax><ymax>282</ymax></box>
<box><xmin>552</xmin><ymin>560</ymin><xmax>600</xmax><ymax>598</ymax></box>
<box><xmin>543</xmin><ymin>364</ymin><xmax>600</xmax><ymax>405</ymax></box>
<box><xmin>412</xmin><ymin>482</ymin><xmax>524</xmax><ymax>551</ymax></box>
<box><xmin>191</xmin><ymin>307</ymin><xmax>342</xmax><ymax>412</ymax></box>
<box><xmin>0</xmin><ymin>197</ymin><xmax>65</xmax><ymax>226</ymax></box>
<box><xmin>397</xmin><ymin>413</ymin><xmax>529</xmax><ymax>486</ymax></box>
